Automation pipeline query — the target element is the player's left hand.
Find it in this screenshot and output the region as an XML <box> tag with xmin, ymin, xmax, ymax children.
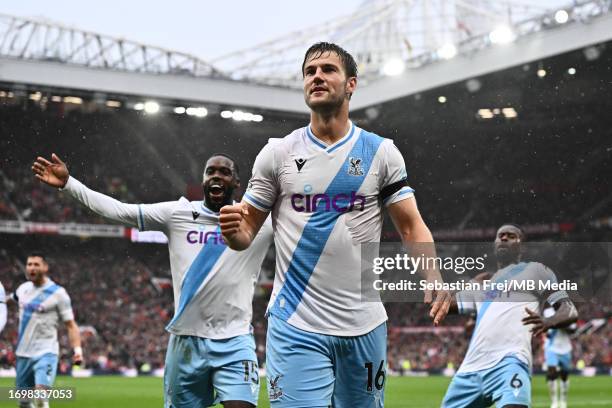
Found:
<box><xmin>428</xmin><ymin>289</ymin><xmax>452</xmax><ymax>326</ymax></box>
<box><xmin>522</xmin><ymin>307</ymin><xmax>549</xmax><ymax>336</ymax></box>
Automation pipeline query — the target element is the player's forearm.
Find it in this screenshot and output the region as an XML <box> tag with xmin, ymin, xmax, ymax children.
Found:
<box><xmin>224</xmin><ymin>229</ymin><xmax>254</xmax><ymax>251</ymax></box>
<box><xmin>61</xmin><ymin>176</ymin><xmax>139</xmax><ymax>227</ymax></box>
<box><xmin>66</xmin><ymin>322</ymin><xmax>81</xmax><ymax>349</ymax></box>
<box><xmin>0</xmin><ymin>303</ymin><xmax>6</xmax><ymax>332</ymax></box>
<box><xmin>545</xmin><ymin>299</ymin><xmax>578</xmax><ymax>329</ymax></box>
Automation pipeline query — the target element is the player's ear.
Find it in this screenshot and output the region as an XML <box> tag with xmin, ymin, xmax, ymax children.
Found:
<box><xmin>345</xmin><ymin>77</ymin><xmax>357</xmax><ymax>99</ymax></box>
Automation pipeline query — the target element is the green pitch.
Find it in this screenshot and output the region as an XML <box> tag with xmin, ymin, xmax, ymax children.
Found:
<box><xmin>0</xmin><ymin>375</ymin><xmax>609</xmax><ymax>407</ymax></box>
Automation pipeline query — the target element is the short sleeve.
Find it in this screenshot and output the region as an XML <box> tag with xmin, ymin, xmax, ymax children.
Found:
<box><xmin>380</xmin><ymin>141</ymin><xmax>414</xmax><ymax>207</ymax></box>
<box><xmin>243</xmin><ymin>142</ymin><xmax>278</xmax><ymax>212</ymax></box>
<box><xmin>137</xmin><ymin>201</ymin><xmax>176</xmax><ymax>232</ymax></box>
<box><xmin>57</xmin><ymin>289</ymin><xmax>75</xmax><ymax>322</ymax></box>
<box><xmin>456</xmin><ymin>290</ymin><xmax>477</xmax><ymax>314</ymax></box>
<box><xmin>535</xmin><ymin>264</ymin><xmax>569</xmax><ymax>305</ymax></box>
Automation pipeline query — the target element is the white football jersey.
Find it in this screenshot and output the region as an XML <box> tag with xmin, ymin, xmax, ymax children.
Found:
<box><xmin>0</xmin><ymin>282</ymin><xmax>7</xmax><ymax>334</ymax></box>
<box><xmin>13</xmin><ymin>280</ymin><xmax>74</xmax><ymax>358</ymax></box>
<box><xmin>244</xmin><ymin>123</ymin><xmax>414</xmax><ymax>336</ymax></box>
<box><xmin>63</xmin><ymin>177</ymin><xmax>274</xmax><ymax>339</ymax></box>
<box><xmin>543</xmin><ymin>307</ymin><xmax>574</xmax><ymax>354</ymax></box>
<box><xmin>456</xmin><ymin>262</ymin><xmax>568</xmax><ymax>373</ymax></box>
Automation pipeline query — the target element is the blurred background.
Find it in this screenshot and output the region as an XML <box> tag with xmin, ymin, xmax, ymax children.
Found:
<box><xmin>0</xmin><ymin>0</ymin><xmax>610</xmax><ymax>382</ymax></box>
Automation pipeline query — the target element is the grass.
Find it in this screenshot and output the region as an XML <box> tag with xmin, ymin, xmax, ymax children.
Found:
<box><xmin>0</xmin><ymin>375</ymin><xmax>610</xmax><ymax>407</ymax></box>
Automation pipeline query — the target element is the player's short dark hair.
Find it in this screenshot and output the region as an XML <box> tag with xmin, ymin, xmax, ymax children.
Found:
<box><xmin>302</xmin><ymin>42</ymin><xmax>358</xmax><ymax>79</ymax></box>
<box><xmin>27</xmin><ymin>252</ymin><xmax>47</xmax><ymax>262</ymax></box>
<box><xmin>499</xmin><ymin>223</ymin><xmax>526</xmax><ymax>241</ymax></box>
<box><xmin>206</xmin><ymin>153</ymin><xmax>240</xmax><ymax>180</ymax></box>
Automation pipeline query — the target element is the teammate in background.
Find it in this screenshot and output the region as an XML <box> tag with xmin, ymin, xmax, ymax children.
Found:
<box><xmin>7</xmin><ymin>253</ymin><xmax>82</xmax><ymax>408</ymax></box>
<box><xmin>543</xmin><ymin>305</ymin><xmax>576</xmax><ymax>408</ymax></box>
<box><xmin>32</xmin><ymin>153</ymin><xmax>273</xmax><ymax>408</ymax></box>
<box><xmin>0</xmin><ymin>281</ymin><xmax>6</xmax><ymax>334</ymax></box>
<box><xmin>441</xmin><ymin>224</ymin><xmax>579</xmax><ymax>408</ymax></box>
<box><xmin>220</xmin><ymin>42</ymin><xmax>450</xmax><ymax>407</ymax></box>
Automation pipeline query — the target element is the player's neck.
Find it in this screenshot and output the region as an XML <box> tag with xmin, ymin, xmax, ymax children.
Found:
<box><xmin>309</xmin><ymin>110</ymin><xmax>351</xmax><ymax>145</ymax></box>
<box><xmin>33</xmin><ymin>276</ymin><xmax>49</xmax><ymax>287</ymax></box>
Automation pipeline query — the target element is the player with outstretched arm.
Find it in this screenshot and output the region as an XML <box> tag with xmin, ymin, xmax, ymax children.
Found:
<box><xmin>32</xmin><ymin>153</ymin><xmax>273</xmax><ymax>408</ymax></box>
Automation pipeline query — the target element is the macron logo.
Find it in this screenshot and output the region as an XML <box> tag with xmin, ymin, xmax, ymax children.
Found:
<box><xmin>295</xmin><ymin>158</ymin><xmax>307</xmax><ymax>172</ymax></box>
<box><xmin>291</xmin><ymin>192</ymin><xmax>365</xmax><ymax>213</ymax></box>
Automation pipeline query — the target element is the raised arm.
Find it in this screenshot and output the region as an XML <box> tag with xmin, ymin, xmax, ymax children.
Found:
<box><xmin>220</xmin><ymin>202</ymin><xmax>269</xmax><ymax>250</ymax></box>
<box><xmin>32</xmin><ymin>153</ymin><xmax>141</xmax><ymax>227</ymax></box>
<box><xmin>387</xmin><ymin>197</ymin><xmax>451</xmax><ymax>325</ymax></box>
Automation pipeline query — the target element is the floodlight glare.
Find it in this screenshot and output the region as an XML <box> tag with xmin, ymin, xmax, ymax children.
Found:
<box><xmin>144</xmin><ymin>101</ymin><xmax>160</xmax><ymax>114</ymax></box>
<box><xmin>554</xmin><ymin>10</ymin><xmax>569</xmax><ymax>24</ymax></box>
<box><xmin>382</xmin><ymin>58</ymin><xmax>405</xmax><ymax>76</ymax></box>
<box><xmin>220</xmin><ymin>110</ymin><xmax>233</xmax><ymax>119</ymax></box>
<box><xmin>489</xmin><ymin>26</ymin><xmax>516</xmax><ymax>44</ymax></box>
<box><xmin>437</xmin><ymin>43</ymin><xmax>457</xmax><ymax>60</ymax></box>
<box><xmin>174</xmin><ymin>107</ymin><xmax>186</xmax><ymax>114</ymax></box>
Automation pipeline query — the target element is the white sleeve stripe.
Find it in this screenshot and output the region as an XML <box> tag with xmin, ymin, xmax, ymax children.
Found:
<box><xmin>383</xmin><ymin>187</ymin><xmax>415</xmax><ymax>205</ymax></box>
<box><xmin>244</xmin><ymin>193</ymin><xmax>272</xmax><ymax>212</ymax></box>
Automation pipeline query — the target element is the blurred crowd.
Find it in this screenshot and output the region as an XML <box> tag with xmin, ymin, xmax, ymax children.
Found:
<box><xmin>0</xmin><ymin>243</ymin><xmax>609</xmax><ymax>374</ymax></box>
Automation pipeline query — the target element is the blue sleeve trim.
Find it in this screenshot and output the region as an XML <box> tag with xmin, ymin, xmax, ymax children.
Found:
<box><xmin>244</xmin><ymin>193</ymin><xmax>272</xmax><ymax>212</ymax></box>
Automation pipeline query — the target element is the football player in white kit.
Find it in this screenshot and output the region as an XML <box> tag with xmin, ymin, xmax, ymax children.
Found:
<box><xmin>220</xmin><ymin>42</ymin><xmax>451</xmax><ymax>407</ymax></box>
<box><xmin>543</xmin><ymin>305</ymin><xmax>576</xmax><ymax>408</ymax></box>
<box><xmin>8</xmin><ymin>252</ymin><xmax>82</xmax><ymax>408</ymax></box>
<box><xmin>442</xmin><ymin>224</ymin><xmax>579</xmax><ymax>408</ymax></box>
<box><xmin>32</xmin><ymin>153</ymin><xmax>273</xmax><ymax>408</ymax></box>
<box><xmin>0</xmin><ymin>281</ymin><xmax>6</xmax><ymax>335</ymax></box>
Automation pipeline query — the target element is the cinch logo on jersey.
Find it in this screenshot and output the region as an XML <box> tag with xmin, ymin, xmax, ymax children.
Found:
<box><xmin>290</xmin><ymin>191</ymin><xmax>366</xmax><ymax>213</ymax></box>
<box><xmin>186</xmin><ymin>230</ymin><xmax>226</xmax><ymax>245</ymax></box>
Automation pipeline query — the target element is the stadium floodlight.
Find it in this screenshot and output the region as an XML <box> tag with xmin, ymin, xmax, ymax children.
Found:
<box><xmin>232</xmin><ymin>110</ymin><xmax>245</xmax><ymax>121</ymax></box>
<box><xmin>133</xmin><ymin>102</ymin><xmax>145</xmax><ymax>111</ymax></box>
<box><xmin>220</xmin><ymin>110</ymin><xmax>233</xmax><ymax>119</ymax></box>
<box><xmin>174</xmin><ymin>107</ymin><xmax>186</xmax><ymax>114</ymax></box>
<box><xmin>554</xmin><ymin>10</ymin><xmax>570</xmax><ymax>24</ymax></box>
<box><xmin>537</xmin><ymin>68</ymin><xmax>547</xmax><ymax>78</ymax></box>
<box><xmin>477</xmin><ymin>109</ymin><xmax>494</xmax><ymax>119</ymax></box>
<box><xmin>144</xmin><ymin>101</ymin><xmax>160</xmax><ymax>114</ymax></box>
<box><xmin>382</xmin><ymin>58</ymin><xmax>405</xmax><ymax>76</ymax></box>
<box><xmin>502</xmin><ymin>107</ymin><xmax>518</xmax><ymax>118</ymax></box>
<box><xmin>64</xmin><ymin>96</ymin><xmax>83</xmax><ymax>105</ymax></box>
<box><xmin>252</xmin><ymin>114</ymin><xmax>263</xmax><ymax>122</ymax></box>
<box><xmin>106</xmin><ymin>100</ymin><xmax>122</xmax><ymax>108</ymax></box>
<box><xmin>51</xmin><ymin>96</ymin><xmax>62</xmax><ymax>102</ymax></box>
<box><xmin>194</xmin><ymin>107</ymin><xmax>208</xmax><ymax>117</ymax></box>
<box><xmin>438</xmin><ymin>96</ymin><xmax>447</xmax><ymax>104</ymax></box>
<box><xmin>489</xmin><ymin>25</ymin><xmax>516</xmax><ymax>45</ymax></box>
<box><xmin>568</xmin><ymin>67</ymin><xmax>576</xmax><ymax>75</ymax></box>
<box><xmin>437</xmin><ymin>43</ymin><xmax>457</xmax><ymax>60</ymax></box>
<box><xmin>186</xmin><ymin>107</ymin><xmax>208</xmax><ymax>117</ymax></box>
<box><xmin>29</xmin><ymin>92</ymin><xmax>42</xmax><ymax>101</ymax></box>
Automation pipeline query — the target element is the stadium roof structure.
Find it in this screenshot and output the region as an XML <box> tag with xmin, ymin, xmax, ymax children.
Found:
<box><xmin>0</xmin><ymin>0</ymin><xmax>611</xmax><ymax>113</ymax></box>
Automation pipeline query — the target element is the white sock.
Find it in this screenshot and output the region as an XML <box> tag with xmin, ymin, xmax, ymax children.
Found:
<box><xmin>34</xmin><ymin>400</ymin><xmax>49</xmax><ymax>408</ymax></box>
<box><xmin>548</xmin><ymin>380</ymin><xmax>558</xmax><ymax>404</ymax></box>
<box><xmin>560</xmin><ymin>379</ymin><xmax>569</xmax><ymax>402</ymax></box>
<box><xmin>19</xmin><ymin>401</ymin><xmax>34</xmax><ymax>408</ymax></box>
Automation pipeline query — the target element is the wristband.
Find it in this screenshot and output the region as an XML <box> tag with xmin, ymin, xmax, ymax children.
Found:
<box><xmin>74</xmin><ymin>346</ymin><xmax>82</xmax><ymax>355</ymax></box>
